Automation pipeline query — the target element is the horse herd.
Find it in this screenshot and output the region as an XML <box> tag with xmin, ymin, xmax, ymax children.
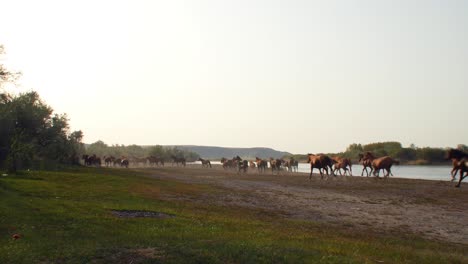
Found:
<box><xmin>81</xmin><ymin>155</ymin><xmax>185</xmax><ymax>168</ymax></box>
<box><xmin>82</xmin><ymin>148</ymin><xmax>468</xmax><ymax>187</ymax></box>
<box><xmin>219</xmin><ymin>156</ymin><xmax>299</xmax><ymax>174</ymax></box>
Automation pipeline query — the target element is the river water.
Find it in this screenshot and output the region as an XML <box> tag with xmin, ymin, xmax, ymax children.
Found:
<box><xmin>191</xmin><ymin>161</ymin><xmax>454</xmax><ymax>181</ymax></box>
<box><xmin>297</xmin><ymin>163</ymin><xmax>453</xmax><ymax>181</ymax></box>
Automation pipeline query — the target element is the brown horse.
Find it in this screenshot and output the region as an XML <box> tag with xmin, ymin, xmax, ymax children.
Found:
<box><xmin>104</xmin><ymin>156</ymin><xmax>115</xmax><ymax>167</ymax></box>
<box><xmin>332</xmin><ymin>157</ymin><xmax>353</xmax><ymax>176</ymax></box>
<box><xmin>371</xmin><ymin>156</ymin><xmax>399</xmax><ymax>178</ymax></box>
<box><xmin>132</xmin><ymin>157</ymin><xmax>148</xmax><ymax>167</ymax></box>
<box><xmin>147</xmin><ymin>156</ymin><xmax>164</xmax><ymax>167</ymax></box>
<box><xmin>221</xmin><ymin>157</ymin><xmax>236</xmax><ymax>170</ymax></box>
<box><xmin>171</xmin><ymin>155</ymin><xmax>186</xmax><ymax>167</ymax></box>
<box><xmin>307</xmin><ymin>154</ymin><xmax>334</xmax><ymax>180</ymax></box>
<box><xmin>113</xmin><ymin>158</ymin><xmax>122</xmax><ymax>167</ymax></box>
<box><xmin>358</xmin><ymin>152</ymin><xmax>375</xmax><ymax>176</ymax></box>
<box><xmin>269</xmin><ymin>158</ymin><xmax>283</xmax><ymax>173</ymax></box>
<box><xmin>198</xmin><ymin>158</ymin><xmax>212</xmax><ymax>168</ymax></box>
<box><xmin>446</xmin><ymin>149</ymin><xmax>468</xmax><ymax>187</ymax></box>
<box><xmin>255</xmin><ymin>157</ymin><xmax>268</xmax><ymax>173</ymax></box>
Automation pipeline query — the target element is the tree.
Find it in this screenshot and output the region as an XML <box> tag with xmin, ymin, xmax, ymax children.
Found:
<box><xmin>457</xmin><ymin>144</ymin><xmax>468</xmax><ymax>153</ymax></box>
<box><xmin>148</xmin><ymin>145</ymin><xmax>167</xmax><ymax>158</ymax></box>
<box><xmin>0</xmin><ymin>46</ymin><xmax>84</xmax><ymax>172</ymax></box>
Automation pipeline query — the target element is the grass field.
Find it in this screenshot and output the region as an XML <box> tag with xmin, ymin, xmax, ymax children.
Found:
<box><xmin>0</xmin><ymin>167</ymin><xmax>466</xmax><ymax>263</ymax></box>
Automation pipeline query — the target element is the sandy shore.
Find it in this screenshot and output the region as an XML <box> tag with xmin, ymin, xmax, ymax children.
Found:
<box><xmin>139</xmin><ymin>165</ymin><xmax>468</xmax><ymax>245</ymax></box>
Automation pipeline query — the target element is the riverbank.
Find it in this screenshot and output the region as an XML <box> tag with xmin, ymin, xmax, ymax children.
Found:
<box><xmin>0</xmin><ymin>166</ymin><xmax>466</xmax><ymax>263</ymax></box>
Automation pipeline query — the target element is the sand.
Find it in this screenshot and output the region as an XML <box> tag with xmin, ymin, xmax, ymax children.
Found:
<box><xmin>141</xmin><ymin>165</ymin><xmax>468</xmax><ymax>245</ymax></box>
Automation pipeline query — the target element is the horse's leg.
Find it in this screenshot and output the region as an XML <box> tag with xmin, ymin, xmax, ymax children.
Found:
<box><xmin>456</xmin><ymin>169</ymin><xmax>464</xmax><ymax>187</ymax></box>
<box><xmin>309</xmin><ymin>166</ymin><xmax>314</xmax><ymax>180</ymax></box>
<box><xmin>349</xmin><ymin>165</ymin><xmax>352</xmax><ymax>176</ymax></box>
<box><xmin>320</xmin><ymin>168</ymin><xmax>324</xmax><ymax>180</ymax></box>
<box><xmin>451</xmin><ymin>167</ymin><xmax>459</xmax><ymax>182</ymax></box>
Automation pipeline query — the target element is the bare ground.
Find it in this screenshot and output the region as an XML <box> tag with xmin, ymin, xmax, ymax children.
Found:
<box><xmin>139</xmin><ymin>165</ymin><xmax>468</xmax><ymax>245</ymax></box>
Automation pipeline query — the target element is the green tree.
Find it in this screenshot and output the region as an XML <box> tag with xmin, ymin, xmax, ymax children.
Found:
<box><xmin>148</xmin><ymin>145</ymin><xmax>167</xmax><ymax>159</ymax></box>
<box><xmin>0</xmin><ymin>46</ymin><xmax>84</xmax><ymax>172</ymax></box>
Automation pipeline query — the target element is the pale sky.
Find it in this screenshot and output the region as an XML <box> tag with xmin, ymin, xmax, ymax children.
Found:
<box><xmin>1</xmin><ymin>0</ymin><xmax>467</xmax><ymax>154</ymax></box>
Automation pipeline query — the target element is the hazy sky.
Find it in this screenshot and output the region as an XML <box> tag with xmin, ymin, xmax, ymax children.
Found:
<box><xmin>1</xmin><ymin>0</ymin><xmax>467</xmax><ymax>153</ymax></box>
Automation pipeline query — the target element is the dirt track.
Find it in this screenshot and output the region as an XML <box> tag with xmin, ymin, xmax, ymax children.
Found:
<box><xmin>141</xmin><ymin>165</ymin><xmax>468</xmax><ymax>245</ymax></box>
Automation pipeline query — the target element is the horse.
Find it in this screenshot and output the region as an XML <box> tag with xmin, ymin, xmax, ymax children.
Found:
<box><xmin>307</xmin><ymin>153</ymin><xmax>334</xmax><ymax>180</ymax></box>
<box><xmin>255</xmin><ymin>157</ymin><xmax>268</xmax><ymax>173</ymax></box>
<box><xmin>371</xmin><ymin>156</ymin><xmax>399</xmax><ymax>178</ymax></box>
<box><xmin>249</xmin><ymin>161</ymin><xmax>257</xmax><ymax>169</ymax></box>
<box><xmin>104</xmin><ymin>156</ymin><xmax>115</xmax><ymax>167</ymax></box>
<box><xmin>121</xmin><ymin>159</ymin><xmax>129</xmax><ymax>168</ymax></box>
<box><xmin>198</xmin><ymin>158</ymin><xmax>212</xmax><ymax>168</ymax></box>
<box><xmin>282</xmin><ymin>159</ymin><xmax>291</xmax><ymax>172</ymax></box>
<box><xmin>358</xmin><ymin>152</ymin><xmax>375</xmax><ymax>176</ymax></box>
<box><xmin>269</xmin><ymin>158</ymin><xmax>283</xmax><ymax>173</ymax></box>
<box><xmin>132</xmin><ymin>157</ymin><xmax>147</xmax><ymax>167</ymax></box>
<box><xmin>221</xmin><ymin>157</ymin><xmax>236</xmax><ymax>170</ymax></box>
<box><xmin>290</xmin><ymin>158</ymin><xmax>299</xmax><ymax>173</ymax></box>
<box><xmin>148</xmin><ymin>156</ymin><xmax>164</xmax><ymax>167</ymax></box>
<box><xmin>446</xmin><ymin>148</ymin><xmax>468</xmax><ymax>187</ymax></box>
<box><xmin>82</xmin><ymin>155</ymin><xmax>90</xmax><ymax>166</ymax></box>
<box><xmin>233</xmin><ymin>156</ymin><xmax>248</xmax><ymax>173</ymax></box>
<box><xmin>171</xmin><ymin>155</ymin><xmax>186</xmax><ymax>167</ymax></box>
<box><xmin>113</xmin><ymin>158</ymin><xmax>122</xmax><ymax>167</ymax></box>
<box><xmin>332</xmin><ymin>157</ymin><xmax>353</xmax><ymax>176</ymax></box>
<box><xmin>82</xmin><ymin>154</ymin><xmax>101</xmax><ymax>167</ymax></box>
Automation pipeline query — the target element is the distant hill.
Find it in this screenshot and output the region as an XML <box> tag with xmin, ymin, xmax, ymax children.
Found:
<box><xmin>167</xmin><ymin>145</ymin><xmax>291</xmax><ymax>160</ymax></box>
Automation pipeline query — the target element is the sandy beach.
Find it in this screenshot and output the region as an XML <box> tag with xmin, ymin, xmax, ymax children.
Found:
<box><xmin>141</xmin><ymin>165</ymin><xmax>468</xmax><ymax>245</ymax></box>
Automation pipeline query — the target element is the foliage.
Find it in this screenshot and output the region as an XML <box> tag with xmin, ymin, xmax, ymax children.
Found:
<box><xmin>85</xmin><ymin>142</ymin><xmax>200</xmax><ymax>162</ymax></box>
<box><xmin>287</xmin><ymin>142</ymin><xmax>458</xmax><ymax>165</ymax></box>
<box><xmin>341</xmin><ymin>142</ymin><xmax>449</xmax><ymax>164</ymax></box>
<box><xmin>0</xmin><ymin>46</ymin><xmax>84</xmax><ymax>172</ymax></box>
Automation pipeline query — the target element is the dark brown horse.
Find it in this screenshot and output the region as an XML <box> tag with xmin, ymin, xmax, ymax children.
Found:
<box><xmin>233</xmin><ymin>156</ymin><xmax>248</xmax><ymax>173</ymax></box>
<box><xmin>255</xmin><ymin>157</ymin><xmax>268</xmax><ymax>173</ymax></box>
<box><xmin>121</xmin><ymin>158</ymin><xmax>129</xmax><ymax>168</ymax></box>
<box><xmin>171</xmin><ymin>155</ymin><xmax>186</xmax><ymax>167</ymax></box>
<box><xmin>113</xmin><ymin>158</ymin><xmax>122</xmax><ymax>167</ymax></box>
<box><xmin>82</xmin><ymin>154</ymin><xmax>101</xmax><ymax>167</ymax></box>
<box><xmin>198</xmin><ymin>158</ymin><xmax>212</xmax><ymax>168</ymax></box>
<box><xmin>446</xmin><ymin>149</ymin><xmax>468</xmax><ymax>187</ymax></box>
<box><xmin>147</xmin><ymin>156</ymin><xmax>164</xmax><ymax>167</ymax></box>
<box><xmin>307</xmin><ymin>154</ymin><xmax>334</xmax><ymax>180</ymax></box>
<box><xmin>104</xmin><ymin>156</ymin><xmax>115</xmax><ymax>167</ymax></box>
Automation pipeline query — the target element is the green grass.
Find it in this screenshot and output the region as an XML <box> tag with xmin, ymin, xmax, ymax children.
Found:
<box><xmin>0</xmin><ymin>167</ymin><xmax>466</xmax><ymax>263</ymax></box>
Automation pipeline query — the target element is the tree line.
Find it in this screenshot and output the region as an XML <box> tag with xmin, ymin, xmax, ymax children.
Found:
<box><xmin>0</xmin><ymin>46</ymin><xmax>84</xmax><ymax>172</ymax></box>
<box><xmin>85</xmin><ymin>141</ymin><xmax>200</xmax><ymax>162</ymax></box>
<box><xmin>287</xmin><ymin>141</ymin><xmax>464</xmax><ymax>165</ymax></box>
